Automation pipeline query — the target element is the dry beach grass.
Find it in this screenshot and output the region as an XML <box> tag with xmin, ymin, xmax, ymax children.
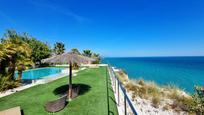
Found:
<box><xmin>115</xmin><ymin>70</ymin><xmax>195</xmax><ymax>115</ymax></box>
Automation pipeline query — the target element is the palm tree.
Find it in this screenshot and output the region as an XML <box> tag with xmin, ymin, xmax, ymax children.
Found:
<box><xmin>0</xmin><ymin>44</ymin><xmax>4</xmax><ymax>60</ymax></box>
<box><xmin>92</xmin><ymin>53</ymin><xmax>100</xmax><ymax>58</ymax></box>
<box><xmin>83</xmin><ymin>50</ymin><xmax>92</xmax><ymax>57</ymax></box>
<box><xmin>10</xmin><ymin>38</ymin><xmax>32</xmax><ymax>81</ymax></box>
<box><xmin>1</xmin><ymin>37</ymin><xmax>33</xmax><ymax>81</ymax></box>
<box><xmin>71</xmin><ymin>48</ymin><xmax>80</xmax><ymax>55</ymax></box>
<box><xmin>54</xmin><ymin>42</ymin><xmax>65</xmax><ymax>55</ymax></box>
<box><xmin>0</xmin><ymin>44</ymin><xmax>5</xmax><ymax>74</ymax></box>
<box><xmin>92</xmin><ymin>53</ymin><xmax>101</xmax><ymax>64</ymax></box>
<box><xmin>0</xmin><ymin>42</ymin><xmax>16</xmax><ymax>75</ymax></box>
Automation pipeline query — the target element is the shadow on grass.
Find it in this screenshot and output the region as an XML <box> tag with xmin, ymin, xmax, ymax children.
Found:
<box><xmin>109</xmin><ymin>96</ymin><xmax>117</xmax><ymax>105</ymax></box>
<box><xmin>109</xmin><ymin>87</ymin><xmax>114</xmax><ymax>93</ymax></box>
<box><xmin>21</xmin><ymin>110</ymin><xmax>24</xmax><ymax>115</ymax></box>
<box><xmin>53</xmin><ymin>84</ymin><xmax>91</xmax><ymax>96</ymax></box>
<box><xmin>107</xmin><ymin>87</ymin><xmax>118</xmax><ymax>115</ymax></box>
<box><xmin>106</xmin><ymin>69</ymin><xmax>118</xmax><ymax>115</ymax></box>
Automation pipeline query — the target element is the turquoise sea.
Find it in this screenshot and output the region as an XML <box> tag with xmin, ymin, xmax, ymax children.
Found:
<box><xmin>102</xmin><ymin>57</ymin><xmax>204</xmax><ymax>93</ymax></box>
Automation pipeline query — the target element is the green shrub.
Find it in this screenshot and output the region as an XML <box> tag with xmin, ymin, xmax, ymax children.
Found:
<box><xmin>190</xmin><ymin>86</ymin><xmax>204</xmax><ymax>114</ymax></box>
<box><xmin>179</xmin><ymin>97</ymin><xmax>194</xmax><ymax>111</ymax></box>
<box><xmin>173</xmin><ymin>97</ymin><xmax>194</xmax><ymax>113</ymax></box>
<box><xmin>167</xmin><ymin>89</ymin><xmax>192</xmax><ymax>111</ymax></box>
<box><xmin>0</xmin><ymin>74</ymin><xmax>20</xmax><ymax>92</ymax></box>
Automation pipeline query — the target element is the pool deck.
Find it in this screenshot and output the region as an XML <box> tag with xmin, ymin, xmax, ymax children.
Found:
<box><xmin>0</xmin><ymin>66</ymin><xmax>99</xmax><ymax>98</ymax></box>
<box><xmin>0</xmin><ymin>68</ymin><xmax>85</xmax><ymax>98</ymax></box>
<box><xmin>0</xmin><ymin>73</ymin><xmax>68</xmax><ymax>98</ymax></box>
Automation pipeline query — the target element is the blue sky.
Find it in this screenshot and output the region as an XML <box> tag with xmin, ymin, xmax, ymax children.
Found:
<box><xmin>0</xmin><ymin>0</ymin><xmax>204</xmax><ymax>57</ymax></box>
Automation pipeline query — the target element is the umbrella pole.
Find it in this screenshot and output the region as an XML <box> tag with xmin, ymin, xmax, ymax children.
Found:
<box><xmin>68</xmin><ymin>61</ymin><xmax>72</xmax><ymax>100</ymax></box>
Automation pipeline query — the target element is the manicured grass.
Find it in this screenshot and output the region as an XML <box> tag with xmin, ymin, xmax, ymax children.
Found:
<box><xmin>0</xmin><ymin>67</ymin><xmax>118</xmax><ymax>115</ymax></box>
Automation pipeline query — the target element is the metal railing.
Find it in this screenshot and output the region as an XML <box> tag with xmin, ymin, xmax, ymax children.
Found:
<box><xmin>108</xmin><ymin>66</ymin><xmax>138</xmax><ymax>115</ymax></box>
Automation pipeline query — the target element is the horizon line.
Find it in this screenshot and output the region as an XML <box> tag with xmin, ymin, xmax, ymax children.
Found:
<box><xmin>102</xmin><ymin>55</ymin><xmax>204</xmax><ymax>58</ymax></box>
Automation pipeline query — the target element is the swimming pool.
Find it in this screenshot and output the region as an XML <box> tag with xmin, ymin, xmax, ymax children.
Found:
<box><xmin>15</xmin><ymin>67</ymin><xmax>65</xmax><ymax>80</ymax></box>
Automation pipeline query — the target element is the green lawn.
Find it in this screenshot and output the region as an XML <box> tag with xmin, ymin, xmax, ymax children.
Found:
<box><xmin>0</xmin><ymin>67</ymin><xmax>118</xmax><ymax>115</ymax></box>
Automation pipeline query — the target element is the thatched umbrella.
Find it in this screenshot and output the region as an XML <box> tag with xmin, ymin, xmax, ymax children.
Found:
<box><xmin>42</xmin><ymin>52</ymin><xmax>95</xmax><ymax>99</ymax></box>
<box><xmin>43</xmin><ymin>53</ymin><xmax>95</xmax><ymax>65</ymax></box>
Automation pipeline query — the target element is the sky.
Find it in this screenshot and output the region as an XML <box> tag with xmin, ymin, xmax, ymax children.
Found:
<box><xmin>0</xmin><ymin>0</ymin><xmax>204</xmax><ymax>57</ymax></box>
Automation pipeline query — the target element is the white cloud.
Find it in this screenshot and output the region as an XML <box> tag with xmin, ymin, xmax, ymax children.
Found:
<box><xmin>27</xmin><ymin>0</ymin><xmax>89</xmax><ymax>22</ymax></box>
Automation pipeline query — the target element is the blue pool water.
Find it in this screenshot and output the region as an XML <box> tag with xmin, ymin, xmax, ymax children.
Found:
<box><xmin>15</xmin><ymin>67</ymin><xmax>65</xmax><ymax>80</ymax></box>
<box><xmin>102</xmin><ymin>57</ymin><xmax>204</xmax><ymax>93</ymax></box>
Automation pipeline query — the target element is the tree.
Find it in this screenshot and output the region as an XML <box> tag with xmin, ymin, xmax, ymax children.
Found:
<box><xmin>71</xmin><ymin>48</ymin><xmax>80</xmax><ymax>55</ymax></box>
<box><xmin>1</xmin><ymin>29</ymin><xmax>52</xmax><ymax>66</ymax></box>
<box><xmin>53</xmin><ymin>42</ymin><xmax>65</xmax><ymax>55</ymax></box>
<box><xmin>3</xmin><ymin>29</ymin><xmax>18</xmax><ymax>40</ymax></box>
<box><xmin>82</xmin><ymin>50</ymin><xmax>92</xmax><ymax>57</ymax></box>
<box><xmin>191</xmin><ymin>86</ymin><xmax>204</xmax><ymax>114</ymax></box>
<box><xmin>82</xmin><ymin>50</ymin><xmax>101</xmax><ymax>63</ymax></box>
<box><xmin>0</xmin><ymin>37</ymin><xmax>33</xmax><ymax>80</ymax></box>
<box><xmin>92</xmin><ymin>53</ymin><xmax>101</xmax><ymax>64</ymax></box>
<box><xmin>0</xmin><ymin>42</ymin><xmax>16</xmax><ymax>74</ymax></box>
<box><xmin>0</xmin><ymin>44</ymin><xmax>3</xmax><ymax>59</ymax></box>
<box><xmin>28</xmin><ymin>38</ymin><xmax>51</xmax><ymax>65</ymax></box>
<box><xmin>92</xmin><ymin>53</ymin><xmax>100</xmax><ymax>58</ymax></box>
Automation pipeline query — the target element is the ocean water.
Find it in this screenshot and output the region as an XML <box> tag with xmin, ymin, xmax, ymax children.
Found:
<box><xmin>102</xmin><ymin>57</ymin><xmax>204</xmax><ymax>93</ymax></box>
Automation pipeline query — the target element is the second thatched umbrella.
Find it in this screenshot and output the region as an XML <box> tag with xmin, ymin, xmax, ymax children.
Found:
<box><xmin>42</xmin><ymin>52</ymin><xmax>95</xmax><ymax>99</ymax></box>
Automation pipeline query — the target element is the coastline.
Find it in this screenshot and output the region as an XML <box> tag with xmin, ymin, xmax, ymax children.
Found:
<box><xmin>112</xmin><ymin>67</ymin><xmax>192</xmax><ymax>115</ymax></box>
<box><xmin>102</xmin><ymin>57</ymin><xmax>204</xmax><ymax>93</ymax></box>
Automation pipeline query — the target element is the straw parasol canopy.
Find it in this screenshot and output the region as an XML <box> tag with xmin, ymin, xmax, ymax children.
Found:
<box><xmin>42</xmin><ymin>52</ymin><xmax>95</xmax><ymax>65</ymax></box>
<box><xmin>42</xmin><ymin>52</ymin><xmax>95</xmax><ymax>99</ymax></box>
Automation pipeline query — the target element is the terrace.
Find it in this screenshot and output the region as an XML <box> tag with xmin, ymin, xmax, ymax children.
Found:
<box><xmin>0</xmin><ymin>67</ymin><xmax>118</xmax><ymax>115</ymax></box>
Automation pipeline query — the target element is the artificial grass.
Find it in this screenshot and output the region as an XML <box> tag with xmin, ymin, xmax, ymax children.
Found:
<box><xmin>0</xmin><ymin>67</ymin><xmax>118</xmax><ymax>115</ymax></box>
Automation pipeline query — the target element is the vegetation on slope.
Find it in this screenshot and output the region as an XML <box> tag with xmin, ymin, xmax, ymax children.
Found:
<box><xmin>116</xmin><ymin>69</ymin><xmax>204</xmax><ymax>114</ymax></box>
